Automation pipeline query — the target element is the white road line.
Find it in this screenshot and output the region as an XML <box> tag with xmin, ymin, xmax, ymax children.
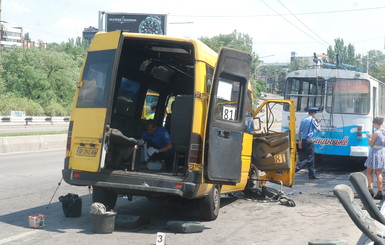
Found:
<box><xmin>0</xmin><ymin>230</ymin><xmax>41</xmax><ymax>244</ymax></box>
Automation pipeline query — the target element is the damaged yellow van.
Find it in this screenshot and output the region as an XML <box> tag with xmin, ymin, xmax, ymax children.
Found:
<box><xmin>62</xmin><ymin>31</ymin><xmax>297</xmax><ymax>220</ymax></box>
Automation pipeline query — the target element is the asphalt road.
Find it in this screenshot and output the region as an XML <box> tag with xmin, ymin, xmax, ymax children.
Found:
<box><xmin>0</xmin><ymin>149</ymin><xmax>367</xmax><ymax>245</ymax></box>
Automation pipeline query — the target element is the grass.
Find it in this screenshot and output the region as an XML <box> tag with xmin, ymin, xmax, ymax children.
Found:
<box><xmin>0</xmin><ymin>130</ymin><xmax>68</xmax><ymax>137</ymax></box>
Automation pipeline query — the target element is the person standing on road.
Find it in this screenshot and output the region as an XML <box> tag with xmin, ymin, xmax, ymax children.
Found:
<box><xmin>296</xmin><ymin>107</ymin><xmax>321</xmax><ymax>180</ymax></box>
<box><xmin>365</xmin><ymin>117</ymin><xmax>385</xmax><ymax>200</ymax></box>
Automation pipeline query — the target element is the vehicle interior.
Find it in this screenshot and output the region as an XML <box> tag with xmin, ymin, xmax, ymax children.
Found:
<box><xmin>252</xmin><ymin>101</ymin><xmax>292</xmax><ymax>172</ymax></box>
<box><xmin>104</xmin><ymin>37</ymin><xmax>197</xmax><ymax>175</ymax></box>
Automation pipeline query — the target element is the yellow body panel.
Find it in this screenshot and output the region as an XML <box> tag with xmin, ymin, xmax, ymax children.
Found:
<box><xmin>69</xmin><ymin>108</ymin><xmax>107</xmax><ymax>172</ymax></box>
<box><xmin>89</xmin><ymin>31</ymin><xmax>121</xmax><ymax>51</ymax></box>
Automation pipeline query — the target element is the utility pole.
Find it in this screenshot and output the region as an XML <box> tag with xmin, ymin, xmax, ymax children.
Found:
<box><xmin>0</xmin><ymin>0</ymin><xmax>2</xmax><ymax>51</ymax></box>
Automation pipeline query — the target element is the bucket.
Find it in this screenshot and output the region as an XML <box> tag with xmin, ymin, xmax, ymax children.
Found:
<box><xmin>91</xmin><ymin>212</ymin><xmax>116</xmax><ymax>234</ymax></box>
<box><xmin>29</xmin><ymin>214</ymin><xmax>45</xmax><ymax>228</ymax></box>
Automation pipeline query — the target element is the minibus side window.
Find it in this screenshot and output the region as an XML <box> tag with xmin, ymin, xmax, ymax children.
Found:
<box><xmin>115</xmin><ymin>78</ymin><xmax>140</xmax><ymax>117</ymax></box>
<box><xmin>77</xmin><ymin>50</ymin><xmax>116</xmax><ymax>108</ymax></box>
<box><xmin>142</xmin><ymin>90</ymin><xmax>159</xmax><ymax>120</ymax></box>
<box><xmin>214</xmin><ymin>77</ymin><xmax>241</xmax><ymax>121</ymax></box>
<box><xmin>206</xmin><ymin>64</ymin><xmax>214</xmax><ymax>93</ymax></box>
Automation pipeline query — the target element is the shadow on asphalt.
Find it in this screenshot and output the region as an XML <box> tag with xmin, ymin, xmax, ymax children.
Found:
<box><xmin>316</xmin><ymin>155</ymin><xmax>366</xmax><ymax>173</ymax></box>
<box><xmin>0</xmin><ymin>195</ymin><xmax>94</xmax><ymax>234</ymax></box>
<box><xmin>0</xmin><ymin>193</ymin><xmax>239</xmax><ymax>235</ymax></box>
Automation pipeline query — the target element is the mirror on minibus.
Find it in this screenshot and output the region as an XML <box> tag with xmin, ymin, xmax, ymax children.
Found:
<box><xmin>253</xmin><ymin>117</ymin><xmax>262</xmax><ymax>131</ymax></box>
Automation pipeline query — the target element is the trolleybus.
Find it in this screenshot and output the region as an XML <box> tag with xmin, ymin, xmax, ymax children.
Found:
<box><xmin>282</xmin><ymin>68</ymin><xmax>385</xmax><ymax>162</ymax></box>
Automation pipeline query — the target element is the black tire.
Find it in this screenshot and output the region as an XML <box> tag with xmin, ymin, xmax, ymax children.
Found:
<box><xmin>92</xmin><ymin>186</ymin><xmax>118</xmax><ymax>211</ymax></box>
<box><xmin>198</xmin><ymin>185</ymin><xmax>221</xmax><ymax>221</ymax></box>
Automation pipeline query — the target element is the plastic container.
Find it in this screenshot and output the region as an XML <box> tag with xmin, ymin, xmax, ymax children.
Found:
<box><xmin>29</xmin><ymin>214</ymin><xmax>45</xmax><ymax>228</ymax></box>
<box><xmin>91</xmin><ymin>212</ymin><xmax>116</xmax><ymax>234</ymax></box>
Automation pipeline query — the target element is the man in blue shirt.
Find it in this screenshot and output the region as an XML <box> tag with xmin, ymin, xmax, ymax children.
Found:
<box><xmin>141</xmin><ymin>120</ymin><xmax>173</xmax><ymax>171</ymax></box>
<box><xmin>296</xmin><ymin>107</ymin><xmax>321</xmax><ymax>179</ymax></box>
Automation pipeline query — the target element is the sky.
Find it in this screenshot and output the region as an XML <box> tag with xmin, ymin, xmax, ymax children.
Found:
<box><xmin>3</xmin><ymin>0</ymin><xmax>385</xmax><ymax>63</ymax></box>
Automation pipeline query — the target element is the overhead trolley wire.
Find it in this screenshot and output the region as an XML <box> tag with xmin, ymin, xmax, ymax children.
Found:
<box><xmin>169</xmin><ymin>6</ymin><xmax>385</xmax><ymax>18</ymax></box>
<box><xmin>276</xmin><ymin>0</ymin><xmax>331</xmax><ymax>47</ymax></box>
<box><xmin>260</xmin><ymin>0</ymin><xmax>328</xmax><ymax>48</ymax></box>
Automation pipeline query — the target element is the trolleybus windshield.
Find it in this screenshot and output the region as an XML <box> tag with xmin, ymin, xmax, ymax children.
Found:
<box><xmin>326</xmin><ymin>79</ymin><xmax>370</xmax><ymax>114</ymax></box>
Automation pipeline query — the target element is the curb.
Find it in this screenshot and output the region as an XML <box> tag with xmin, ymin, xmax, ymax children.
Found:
<box><xmin>0</xmin><ymin>135</ymin><xmax>67</xmax><ymax>154</ymax></box>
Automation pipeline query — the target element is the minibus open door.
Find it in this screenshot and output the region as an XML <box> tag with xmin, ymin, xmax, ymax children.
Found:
<box><xmin>251</xmin><ymin>99</ymin><xmax>297</xmax><ymax>187</ymax></box>
<box><xmin>67</xmin><ymin>31</ymin><xmax>123</xmax><ymax>172</ymax></box>
<box><xmin>204</xmin><ymin>48</ymin><xmax>252</xmax><ymax>185</ymax></box>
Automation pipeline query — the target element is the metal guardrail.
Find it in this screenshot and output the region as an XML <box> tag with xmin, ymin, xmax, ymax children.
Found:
<box><xmin>0</xmin><ymin>116</ymin><xmax>70</xmax><ymax>125</ymax></box>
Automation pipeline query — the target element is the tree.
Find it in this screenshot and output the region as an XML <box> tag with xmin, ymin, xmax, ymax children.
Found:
<box><xmin>24</xmin><ymin>33</ymin><xmax>31</xmax><ymax>41</ymax></box>
<box><xmin>257</xmin><ymin>64</ymin><xmax>286</xmax><ymax>94</ymax></box>
<box><xmin>0</xmin><ymin>47</ymin><xmax>79</xmax><ymax>115</ymax></box>
<box><xmin>363</xmin><ymin>50</ymin><xmax>385</xmax><ymax>81</ymax></box>
<box><xmin>199</xmin><ymin>30</ymin><xmax>263</xmax><ymax>101</ymax></box>
<box><xmin>289</xmin><ymin>57</ymin><xmax>310</xmax><ymax>71</ymax></box>
<box><xmin>47</xmin><ymin>37</ymin><xmax>88</xmax><ymax>66</ymax></box>
<box><xmin>326</xmin><ymin>38</ymin><xmax>361</xmax><ymax>67</ymax></box>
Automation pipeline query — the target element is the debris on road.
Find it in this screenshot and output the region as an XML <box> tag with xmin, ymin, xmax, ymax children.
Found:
<box><xmin>167</xmin><ymin>221</ymin><xmax>205</xmax><ymax>233</ymax></box>
<box><xmin>90</xmin><ymin>203</ymin><xmax>116</xmax><ymax>234</ymax></box>
<box><xmin>231</xmin><ymin>186</ymin><xmax>296</xmax><ymax>207</ymax></box>
<box><xmin>58</xmin><ymin>193</ymin><xmax>82</xmax><ymax>217</ymax></box>
<box><xmin>115</xmin><ymin>214</ymin><xmax>150</xmax><ymax>230</ymax></box>
<box><xmin>28</xmin><ymin>214</ymin><xmax>45</xmax><ymax>228</ymax></box>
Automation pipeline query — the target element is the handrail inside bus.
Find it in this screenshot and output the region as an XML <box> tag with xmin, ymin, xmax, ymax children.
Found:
<box><xmin>286</xmin><ymin>94</ymin><xmax>323</xmax><ymax>97</ymax></box>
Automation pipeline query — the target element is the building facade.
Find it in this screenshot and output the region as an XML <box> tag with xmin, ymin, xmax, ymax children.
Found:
<box><xmin>0</xmin><ymin>25</ymin><xmax>23</xmax><ymax>49</ymax></box>
<box><xmin>82</xmin><ymin>26</ymin><xmax>98</xmax><ymax>44</ymax></box>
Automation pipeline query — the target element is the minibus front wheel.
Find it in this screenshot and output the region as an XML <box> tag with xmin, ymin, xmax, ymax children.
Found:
<box><xmin>92</xmin><ymin>186</ymin><xmax>118</xmax><ymax>211</ymax></box>
<box><xmin>198</xmin><ymin>185</ymin><xmax>221</xmax><ymax>221</ymax></box>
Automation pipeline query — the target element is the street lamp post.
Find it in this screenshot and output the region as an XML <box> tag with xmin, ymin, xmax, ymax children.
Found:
<box><xmin>256</xmin><ymin>54</ymin><xmax>275</xmax><ymax>92</ymax></box>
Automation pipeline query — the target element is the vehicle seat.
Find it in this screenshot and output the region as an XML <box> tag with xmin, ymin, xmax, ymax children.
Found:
<box><xmin>170</xmin><ymin>95</ymin><xmax>193</xmax><ymax>173</ymax></box>
<box><xmin>252</xmin><ymin>131</ymin><xmax>290</xmax><ymax>171</ymax></box>
<box><xmin>333</xmin><ymin>184</ymin><xmax>385</xmax><ymax>244</ymax></box>
<box><xmin>105</xmin><ymin>128</ymin><xmax>137</xmax><ymax>169</ymax></box>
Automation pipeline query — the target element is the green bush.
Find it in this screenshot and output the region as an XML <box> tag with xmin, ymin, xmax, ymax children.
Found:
<box><xmin>0</xmin><ymin>94</ymin><xmax>44</xmax><ymax>116</ymax></box>
<box><xmin>44</xmin><ymin>101</ymin><xmax>70</xmax><ymax>116</ymax></box>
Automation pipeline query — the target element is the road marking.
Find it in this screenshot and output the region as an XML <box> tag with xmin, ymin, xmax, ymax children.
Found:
<box><xmin>0</xmin><ymin>230</ymin><xmax>40</xmax><ymax>244</ymax></box>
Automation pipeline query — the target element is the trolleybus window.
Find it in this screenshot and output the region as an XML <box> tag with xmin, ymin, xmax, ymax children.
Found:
<box><xmin>326</xmin><ymin>79</ymin><xmax>369</xmax><ymax>114</ymax></box>
<box><xmin>284</xmin><ymin>78</ymin><xmax>325</xmax><ymax>112</ymax></box>
<box><xmin>380</xmin><ymin>83</ymin><xmax>385</xmax><ymax>116</ymax></box>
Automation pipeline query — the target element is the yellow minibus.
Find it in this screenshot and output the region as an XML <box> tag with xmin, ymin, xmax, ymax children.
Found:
<box><xmin>63</xmin><ymin>31</ymin><xmax>297</xmax><ymax>220</ymax></box>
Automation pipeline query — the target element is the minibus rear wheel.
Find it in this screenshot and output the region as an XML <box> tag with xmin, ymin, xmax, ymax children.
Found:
<box><xmin>92</xmin><ymin>186</ymin><xmax>118</xmax><ymax>211</ymax></box>
<box><xmin>199</xmin><ymin>185</ymin><xmax>220</xmax><ymax>221</ymax></box>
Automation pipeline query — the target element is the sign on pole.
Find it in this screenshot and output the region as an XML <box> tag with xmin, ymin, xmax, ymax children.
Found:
<box><xmin>103</xmin><ymin>12</ymin><xmax>167</xmax><ymax>35</ymax></box>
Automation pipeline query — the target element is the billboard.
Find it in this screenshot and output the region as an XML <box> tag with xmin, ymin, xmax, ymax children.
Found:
<box><xmin>105</xmin><ymin>13</ymin><xmax>167</xmax><ymax>35</ymax></box>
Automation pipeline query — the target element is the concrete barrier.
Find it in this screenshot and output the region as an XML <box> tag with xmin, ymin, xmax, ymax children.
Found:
<box><xmin>0</xmin><ymin>134</ymin><xmax>67</xmax><ymax>153</ymax></box>
<box><xmin>1</xmin><ymin>116</ymin><xmax>70</xmax><ymax>125</ymax></box>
